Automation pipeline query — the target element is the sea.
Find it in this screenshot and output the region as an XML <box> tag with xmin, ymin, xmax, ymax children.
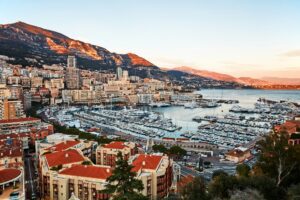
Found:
<box><xmin>150</xmin><ymin>89</ymin><xmax>300</xmax><ymax>136</ymax></box>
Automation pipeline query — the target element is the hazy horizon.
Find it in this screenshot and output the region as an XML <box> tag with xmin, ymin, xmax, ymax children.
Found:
<box><xmin>1</xmin><ymin>0</ymin><xmax>300</xmax><ymax>79</ymax></box>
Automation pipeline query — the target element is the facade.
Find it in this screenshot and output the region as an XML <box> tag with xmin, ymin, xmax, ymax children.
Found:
<box><xmin>67</xmin><ymin>56</ymin><xmax>77</xmax><ymax>68</ymax></box>
<box><xmin>225</xmin><ymin>147</ymin><xmax>252</xmax><ymax>163</ymax></box>
<box><xmin>39</xmin><ymin>141</ymin><xmax>174</xmax><ymax>200</ymax></box>
<box><xmin>130</xmin><ymin>154</ymin><xmax>173</xmax><ymax>199</ymax></box>
<box><xmin>66</xmin><ymin>56</ymin><xmax>81</xmax><ymax>89</ymax></box>
<box><xmin>0</xmin><ymin>99</ymin><xmax>25</xmax><ymax>120</ymax></box>
<box><xmin>96</xmin><ymin>141</ymin><xmax>137</xmax><ymax>167</ymax></box>
<box><xmin>116</xmin><ymin>67</ymin><xmax>123</xmax><ymax>80</ymax></box>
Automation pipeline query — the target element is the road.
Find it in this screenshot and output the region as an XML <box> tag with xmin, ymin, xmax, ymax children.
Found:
<box><xmin>24</xmin><ymin>151</ymin><xmax>38</xmax><ymax>199</ymax></box>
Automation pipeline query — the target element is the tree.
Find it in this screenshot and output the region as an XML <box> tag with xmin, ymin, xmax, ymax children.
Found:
<box><xmin>236</xmin><ymin>163</ymin><xmax>251</xmax><ymax>177</ymax></box>
<box><xmin>152</xmin><ymin>144</ymin><xmax>168</xmax><ymax>154</ymax></box>
<box><xmin>212</xmin><ymin>170</ymin><xmax>228</xmax><ymax>180</ymax></box>
<box><xmin>102</xmin><ymin>152</ymin><xmax>147</xmax><ymax>200</ymax></box>
<box><xmin>287</xmin><ymin>183</ymin><xmax>300</xmax><ymax>200</ymax></box>
<box><xmin>208</xmin><ymin>173</ymin><xmax>238</xmax><ymax>199</ymax></box>
<box><xmin>229</xmin><ymin>189</ymin><xmax>265</xmax><ymax>200</ymax></box>
<box><xmin>254</xmin><ymin>132</ymin><xmax>300</xmax><ymax>187</ymax></box>
<box><xmin>169</xmin><ymin>145</ymin><xmax>187</xmax><ymax>158</ymax></box>
<box><xmin>180</xmin><ymin>177</ymin><xmax>208</xmax><ymax>200</ymax></box>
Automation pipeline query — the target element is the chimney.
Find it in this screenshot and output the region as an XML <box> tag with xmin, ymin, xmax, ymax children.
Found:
<box><xmin>10</xmin><ymin>150</ymin><xmax>12</xmax><ymax>155</ymax></box>
<box><xmin>65</xmin><ymin>153</ymin><xmax>69</xmax><ymax>158</ymax></box>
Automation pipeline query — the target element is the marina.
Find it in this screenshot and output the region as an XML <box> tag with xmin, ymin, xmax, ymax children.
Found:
<box><xmin>41</xmin><ymin>89</ymin><xmax>300</xmax><ymax>150</ymax></box>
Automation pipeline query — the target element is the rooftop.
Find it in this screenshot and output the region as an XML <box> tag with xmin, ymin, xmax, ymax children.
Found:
<box><xmin>45</xmin><ymin>140</ymin><xmax>80</xmax><ymax>152</ymax></box>
<box><xmin>132</xmin><ymin>154</ymin><xmax>162</xmax><ymax>172</ymax></box>
<box><xmin>0</xmin><ymin>117</ymin><xmax>40</xmax><ymax>124</ymax></box>
<box><xmin>0</xmin><ymin>168</ymin><xmax>22</xmax><ymax>184</ymax></box>
<box><xmin>103</xmin><ymin>141</ymin><xmax>128</xmax><ymax>149</ymax></box>
<box><xmin>59</xmin><ymin>164</ymin><xmax>111</xmax><ymax>180</ymax></box>
<box><xmin>44</xmin><ymin>149</ymin><xmax>85</xmax><ymax>168</ymax></box>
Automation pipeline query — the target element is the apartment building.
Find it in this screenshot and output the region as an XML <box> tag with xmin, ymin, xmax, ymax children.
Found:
<box><xmin>96</xmin><ymin>141</ymin><xmax>137</xmax><ymax>167</ymax></box>
<box><xmin>0</xmin><ymin>99</ymin><xmax>25</xmax><ymax>120</ymax></box>
<box><xmin>39</xmin><ymin>141</ymin><xmax>174</xmax><ymax>200</ymax></box>
<box><xmin>130</xmin><ymin>154</ymin><xmax>173</xmax><ymax>199</ymax></box>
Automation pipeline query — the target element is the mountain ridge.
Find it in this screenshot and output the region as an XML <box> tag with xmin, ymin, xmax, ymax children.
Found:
<box><xmin>0</xmin><ymin>21</ymin><xmax>157</xmax><ymax>70</ymax></box>
<box><xmin>0</xmin><ymin>21</ymin><xmax>298</xmax><ymax>88</ymax></box>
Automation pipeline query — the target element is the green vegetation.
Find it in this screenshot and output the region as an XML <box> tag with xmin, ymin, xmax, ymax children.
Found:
<box><xmin>177</xmin><ymin>132</ymin><xmax>300</xmax><ymax>200</ymax></box>
<box><xmin>180</xmin><ymin>177</ymin><xmax>209</xmax><ymax>200</ymax></box>
<box><xmin>152</xmin><ymin>144</ymin><xmax>168</xmax><ymax>154</ymax></box>
<box><xmin>53</xmin><ymin>123</ymin><xmax>124</xmax><ymax>145</ymax></box>
<box><xmin>152</xmin><ymin>144</ymin><xmax>186</xmax><ymax>158</ymax></box>
<box><xmin>81</xmin><ymin>160</ymin><xmax>92</xmax><ymax>165</ymax></box>
<box><xmin>102</xmin><ymin>152</ymin><xmax>148</xmax><ymax>200</ymax></box>
<box><xmin>236</xmin><ymin>163</ymin><xmax>251</xmax><ymax>177</ymax></box>
<box><xmin>50</xmin><ymin>164</ymin><xmax>62</xmax><ymax>171</ymax></box>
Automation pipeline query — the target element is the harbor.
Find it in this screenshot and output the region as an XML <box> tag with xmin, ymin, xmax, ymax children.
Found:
<box><xmin>40</xmin><ymin>89</ymin><xmax>300</xmax><ymax>150</ymax></box>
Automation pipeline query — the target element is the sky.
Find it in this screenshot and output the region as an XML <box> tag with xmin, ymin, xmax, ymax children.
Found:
<box><xmin>1</xmin><ymin>0</ymin><xmax>300</xmax><ymax>78</ymax></box>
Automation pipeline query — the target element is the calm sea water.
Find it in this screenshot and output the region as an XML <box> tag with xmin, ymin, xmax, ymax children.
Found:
<box><xmin>151</xmin><ymin>89</ymin><xmax>300</xmax><ymax>135</ymax></box>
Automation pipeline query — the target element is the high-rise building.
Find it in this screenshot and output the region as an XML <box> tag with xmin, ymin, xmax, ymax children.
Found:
<box><xmin>22</xmin><ymin>91</ymin><xmax>32</xmax><ymax>111</ymax></box>
<box><xmin>116</xmin><ymin>67</ymin><xmax>123</xmax><ymax>80</ymax></box>
<box><xmin>66</xmin><ymin>56</ymin><xmax>81</xmax><ymax>89</ymax></box>
<box><xmin>0</xmin><ymin>98</ymin><xmax>25</xmax><ymax>120</ymax></box>
<box><xmin>67</xmin><ymin>55</ymin><xmax>77</xmax><ymax>68</ymax></box>
<box><xmin>122</xmin><ymin>70</ymin><xmax>129</xmax><ymax>81</ymax></box>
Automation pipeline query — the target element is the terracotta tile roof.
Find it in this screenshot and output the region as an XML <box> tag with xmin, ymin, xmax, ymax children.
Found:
<box><xmin>226</xmin><ymin>148</ymin><xmax>250</xmax><ymax>157</ymax></box>
<box><xmin>44</xmin><ymin>149</ymin><xmax>85</xmax><ymax>168</ymax></box>
<box><xmin>275</xmin><ymin>120</ymin><xmax>300</xmax><ymax>134</ymax></box>
<box><xmin>45</xmin><ymin>140</ymin><xmax>80</xmax><ymax>152</ymax></box>
<box><xmin>0</xmin><ymin>132</ymin><xmax>29</xmax><ymax>140</ymax></box>
<box><xmin>132</xmin><ymin>154</ymin><xmax>162</xmax><ymax>172</ymax></box>
<box><xmin>0</xmin><ymin>117</ymin><xmax>40</xmax><ymax>124</ymax></box>
<box><xmin>0</xmin><ymin>141</ymin><xmax>23</xmax><ymax>159</ymax></box>
<box><xmin>103</xmin><ymin>141</ymin><xmax>127</xmax><ymax>149</ymax></box>
<box><xmin>59</xmin><ymin>165</ymin><xmax>111</xmax><ymax>180</ymax></box>
<box><xmin>0</xmin><ymin>168</ymin><xmax>22</xmax><ymax>184</ymax></box>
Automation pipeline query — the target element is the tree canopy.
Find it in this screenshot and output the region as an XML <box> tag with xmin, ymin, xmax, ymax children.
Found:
<box><xmin>102</xmin><ymin>152</ymin><xmax>147</xmax><ymax>200</ymax></box>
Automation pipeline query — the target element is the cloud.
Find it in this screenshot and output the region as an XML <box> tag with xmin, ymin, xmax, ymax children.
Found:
<box><xmin>281</xmin><ymin>49</ymin><xmax>300</xmax><ymax>57</ymax></box>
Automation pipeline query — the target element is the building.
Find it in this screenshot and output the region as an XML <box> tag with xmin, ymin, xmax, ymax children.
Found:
<box><xmin>31</xmin><ymin>76</ymin><xmax>43</xmax><ymax>88</ymax></box>
<box><xmin>39</xmin><ymin>149</ymin><xmax>87</xmax><ymax>199</ymax></box>
<box><xmin>288</xmin><ymin>133</ymin><xmax>300</xmax><ymax>146</ymax></box>
<box><xmin>0</xmin><ymin>99</ymin><xmax>25</xmax><ymax>120</ymax></box>
<box><xmin>116</xmin><ymin>67</ymin><xmax>123</xmax><ymax>80</ymax></box>
<box><xmin>0</xmin><ymin>117</ymin><xmax>53</xmax><ymax>136</ymax></box>
<box><xmin>130</xmin><ymin>154</ymin><xmax>173</xmax><ymax>199</ymax></box>
<box><xmin>45</xmin><ymin>164</ymin><xmax>112</xmax><ymax>200</ymax></box>
<box><xmin>274</xmin><ymin>120</ymin><xmax>300</xmax><ymax>136</ymax></box>
<box><xmin>40</xmin><ymin>139</ymin><xmax>97</xmax><ymax>160</ymax></box>
<box><xmin>22</xmin><ymin>91</ymin><xmax>32</xmax><ymax>111</ymax></box>
<box><xmin>96</xmin><ymin>141</ymin><xmax>137</xmax><ymax>167</ymax></box>
<box><xmin>67</xmin><ymin>56</ymin><xmax>77</xmax><ymax>68</ymax></box>
<box><xmin>66</xmin><ymin>56</ymin><xmax>81</xmax><ymax>89</ymax></box>
<box><xmin>225</xmin><ymin>147</ymin><xmax>252</xmax><ymax>163</ymax></box>
<box><xmin>62</xmin><ymin>89</ymin><xmax>102</xmax><ymax>104</ymax></box>
<box><xmin>0</xmin><ymin>168</ymin><xmax>25</xmax><ymax>200</ymax></box>
<box><xmin>39</xmin><ymin>141</ymin><xmax>174</xmax><ymax>200</ymax></box>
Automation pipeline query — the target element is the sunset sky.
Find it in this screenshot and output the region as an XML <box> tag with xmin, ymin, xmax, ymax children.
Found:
<box><xmin>1</xmin><ymin>0</ymin><xmax>300</xmax><ymax>78</ymax></box>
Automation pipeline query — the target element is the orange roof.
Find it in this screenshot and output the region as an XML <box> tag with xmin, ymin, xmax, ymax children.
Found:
<box><xmin>0</xmin><ymin>117</ymin><xmax>40</xmax><ymax>124</ymax></box>
<box><xmin>44</xmin><ymin>149</ymin><xmax>85</xmax><ymax>168</ymax></box>
<box><xmin>0</xmin><ymin>168</ymin><xmax>21</xmax><ymax>184</ymax></box>
<box><xmin>103</xmin><ymin>141</ymin><xmax>127</xmax><ymax>149</ymax></box>
<box><xmin>59</xmin><ymin>165</ymin><xmax>111</xmax><ymax>180</ymax></box>
<box><xmin>46</xmin><ymin>140</ymin><xmax>80</xmax><ymax>151</ymax></box>
<box><xmin>132</xmin><ymin>154</ymin><xmax>162</xmax><ymax>172</ymax></box>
